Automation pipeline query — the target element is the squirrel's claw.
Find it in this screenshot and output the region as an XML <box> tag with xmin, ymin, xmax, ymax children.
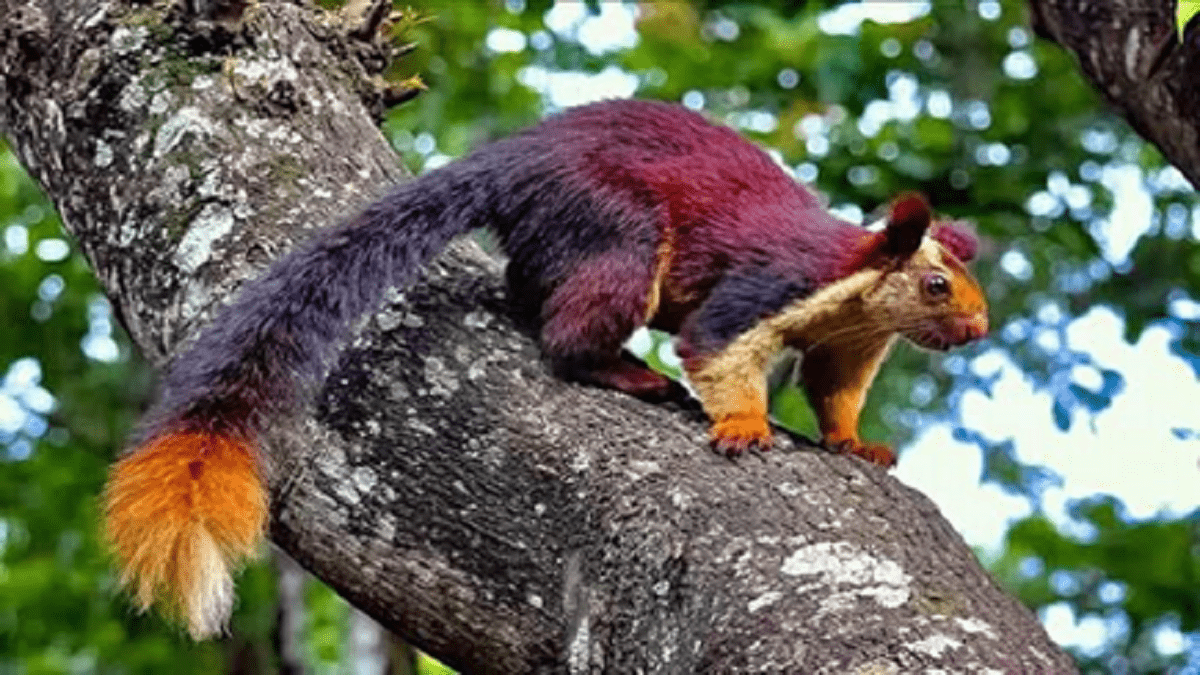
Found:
<box><xmin>710</xmin><ymin>415</ymin><xmax>773</xmax><ymax>458</ymax></box>
<box><xmin>826</xmin><ymin>439</ymin><xmax>896</xmax><ymax>468</ymax></box>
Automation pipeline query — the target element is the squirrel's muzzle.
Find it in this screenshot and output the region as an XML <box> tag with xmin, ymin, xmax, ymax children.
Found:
<box><xmin>950</xmin><ymin>311</ymin><xmax>988</xmax><ymax>345</ymax></box>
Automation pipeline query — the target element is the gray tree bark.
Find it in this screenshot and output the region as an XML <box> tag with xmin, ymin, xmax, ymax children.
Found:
<box><xmin>1030</xmin><ymin>0</ymin><xmax>1200</xmax><ymax>189</ymax></box>
<box><xmin>1</xmin><ymin>1</ymin><xmax>1077</xmax><ymax>672</ymax></box>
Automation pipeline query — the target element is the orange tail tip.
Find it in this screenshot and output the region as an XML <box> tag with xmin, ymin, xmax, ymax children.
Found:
<box><xmin>103</xmin><ymin>431</ymin><xmax>268</xmax><ymax>639</ymax></box>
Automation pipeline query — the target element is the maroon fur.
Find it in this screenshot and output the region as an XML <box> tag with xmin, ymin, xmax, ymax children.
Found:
<box><xmin>882</xmin><ymin>194</ymin><xmax>932</xmax><ymax>256</ymax></box>
<box><xmin>931</xmin><ymin>223</ymin><xmax>978</xmax><ymax>262</ymax></box>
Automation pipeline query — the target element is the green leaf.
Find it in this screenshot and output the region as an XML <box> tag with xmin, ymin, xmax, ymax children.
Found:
<box><xmin>1178</xmin><ymin>0</ymin><xmax>1200</xmax><ymax>39</ymax></box>
<box><xmin>418</xmin><ymin>652</ymin><xmax>458</xmax><ymax>675</ymax></box>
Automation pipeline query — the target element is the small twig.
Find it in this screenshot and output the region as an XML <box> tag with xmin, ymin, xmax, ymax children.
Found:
<box><xmin>349</xmin><ymin>0</ymin><xmax>390</xmax><ymax>41</ymax></box>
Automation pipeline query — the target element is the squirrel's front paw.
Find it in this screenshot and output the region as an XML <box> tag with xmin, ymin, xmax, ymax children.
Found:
<box><xmin>828</xmin><ymin>439</ymin><xmax>896</xmax><ymax>468</ymax></box>
<box><xmin>710</xmin><ymin>414</ymin><xmax>773</xmax><ymax>458</ymax></box>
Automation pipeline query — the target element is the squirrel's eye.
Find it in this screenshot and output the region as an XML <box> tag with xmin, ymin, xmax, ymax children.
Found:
<box><xmin>923</xmin><ymin>273</ymin><xmax>950</xmax><ymax>297</ymax></box>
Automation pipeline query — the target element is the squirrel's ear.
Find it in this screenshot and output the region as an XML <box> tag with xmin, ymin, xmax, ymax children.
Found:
<box><xmin>932</xmin><ymin>222</ymin><xmax>978</xmax><ymax>262</ymax></box>
<box><xmin>884</xmin><ymin>194</ymin><xmax>931</xmax><ymax>257</ymax></box>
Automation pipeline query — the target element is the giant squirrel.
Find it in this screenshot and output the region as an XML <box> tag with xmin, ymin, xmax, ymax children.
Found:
<box><xmin>103</xmin><ymin>99</ymin><xmax>988</xmax><ymax>638</ymax></box>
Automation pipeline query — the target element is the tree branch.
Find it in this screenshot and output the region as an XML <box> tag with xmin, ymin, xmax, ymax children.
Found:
<box><xmin>1030</xmin><ymin>0</ymin><xmax>1200</xmax><ymax>188</ymax></box>
<box><xmin>1</xmin><ymin>0</ymin><xmax>1076</xmax><ymax>671</ymax></box>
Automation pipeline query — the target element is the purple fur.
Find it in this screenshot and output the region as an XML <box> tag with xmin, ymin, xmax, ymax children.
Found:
<box><xmin>680</xmin><ymin>266</ymin><xmax>818</xmax><ymax>357</ymax></box>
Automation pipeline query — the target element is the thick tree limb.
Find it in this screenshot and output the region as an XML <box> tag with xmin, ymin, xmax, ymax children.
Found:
<box><xmin>1030</xmin><ymin>0</ymin><xmax>1200</xmax><ymax>188</ymax></box>
<box><xmin>1</xmin><ymin>1</ymin><xmax>1076</xmax><ymax>671</ymax></box>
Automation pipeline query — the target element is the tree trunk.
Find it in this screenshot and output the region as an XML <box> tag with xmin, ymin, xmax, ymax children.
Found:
<box><xmin>0</xmin><ymin>1</ymin><xmax>1077</xmax><ymax>672</ymax></box>
<box><xmin>1030</xmin><ymin>0</ymin><xmax>1200</xmax><ymax>189</ymax></box>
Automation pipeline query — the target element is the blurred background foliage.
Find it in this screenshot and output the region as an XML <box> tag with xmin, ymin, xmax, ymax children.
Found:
<box><xmin>2</xmin><ymin>0</ymin><xmax>1197</xmax><ymax>673</ymax></box>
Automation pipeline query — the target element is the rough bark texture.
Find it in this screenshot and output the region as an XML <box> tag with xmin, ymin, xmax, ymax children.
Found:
<box><xmin>1</xmin><ymin>1</ymin><xmax>1077</xmax><ymax>672</ymax></box>
<box><xmin>1030</xmin><ymin>0</ymin><xmax>1200</xmax><ymax>189</ymax></box>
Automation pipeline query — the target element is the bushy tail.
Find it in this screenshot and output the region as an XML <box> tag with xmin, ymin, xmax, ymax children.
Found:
<box><xmin>104</xmin><ymin>431</ymin><xmax>266</xmax><ymax>638</ymax></box>
<box><xmin>104</xmin><ymin>152</ymin><xmax>513</xmax><ymax>637</ymax></box>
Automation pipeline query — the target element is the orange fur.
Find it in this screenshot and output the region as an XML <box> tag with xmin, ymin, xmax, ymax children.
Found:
<box><xmin>103</xmin><ymin>431</ymin><xmax>267</xmax><ymax>638</ymax></box>
<box><xmin>645</xmin><ymin>225</ymin><xmax>677</xmax><ymax>322</ymax></box>
<box><xmin>844</xmin><ymin>442</ymin><xmax>897</xmax><ymax>467</ymax></box>
<box><xmin>801</xmin><ymin>337</ymin><xmax>894</xmax><ymax>462</ymax></box>
<box><xmin>708</xmin><ymin>396</ymin><xmax>772</xmax><ymax>456</ymax></box>
<box><xmin>684</xmin><ymin>329</ymin><xmax>781</xmax><ymax>457</ymax></box>
<box><xmin>942</xmin><ymin>251</ymin><xmax>987</xmax><ymax>316</ymax></box>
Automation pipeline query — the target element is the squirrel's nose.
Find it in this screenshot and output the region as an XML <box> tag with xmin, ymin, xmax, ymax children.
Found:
<box><xmin>956</xmin><ymin>311</ymin><xmax>988</xmax><ymax>343</ymax></box>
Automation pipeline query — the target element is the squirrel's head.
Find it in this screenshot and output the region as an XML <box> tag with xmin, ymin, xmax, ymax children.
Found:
<box><xmin>861</xmin><ymin>194</ymin><xmax>988</xmax><ymax>351</ymax></box>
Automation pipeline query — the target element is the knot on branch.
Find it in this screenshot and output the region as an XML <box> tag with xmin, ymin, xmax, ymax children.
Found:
<box><xmin>332</xmin><ymin>0</ymin><xmax>426</xmax><ymax>120</ymax></box>
<box><xmin>6</xmin><ymin>3</ymin><xmax>50</xmax><ymax>57</ymax></box>
<box><xmin>164</xmin><ymin>0</ymin><xmax>255</xmax><ymax>56</ymax></box>
<box><xmin>185</xmin><ymin>0</ymin><xmax>251</xmax><ymax>26</ymax></box>
<box><xmin>2</xmin><ymin>3</ymin><xmax>50</xmax><ymax>104</ymax></box>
